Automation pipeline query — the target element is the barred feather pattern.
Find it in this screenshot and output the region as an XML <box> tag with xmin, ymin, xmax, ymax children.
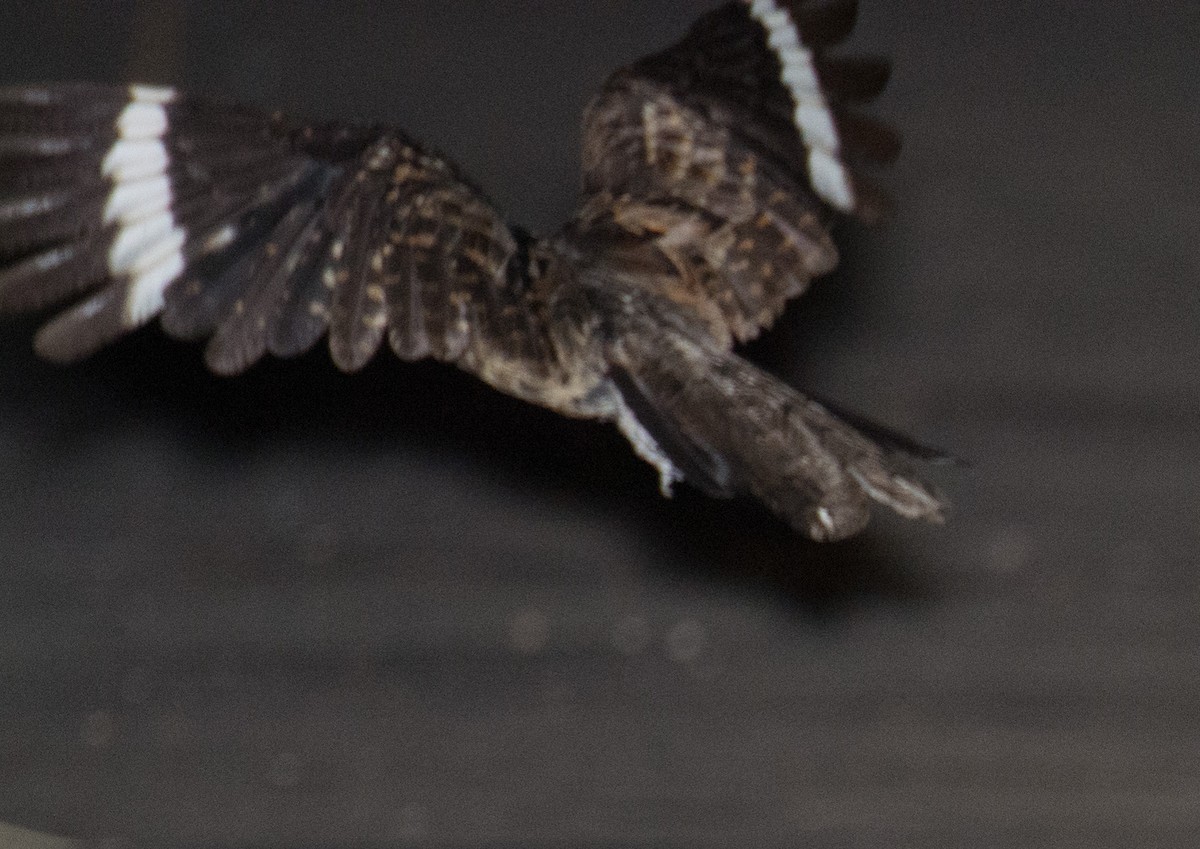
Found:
<box><xmin>600</xmin><ymin>287</ymin><xmax>945</xmax><ymax>540</ymax></box>
<box><xmin>0</xmin><ymin>1</ymin><xmax>949</xmax><ymax>542</ymax></box>
<box><xmin>620</xmin><ymin>0</ymin><xmax>900</xmax><ymax>216</ymax></box>
<box><xmin>0</xmin><ymin>83</ymin><xmax>556</xmax><ymax>386</ymax></box>
<box><xmin>576</xmin><ymin>0</ymin><xmax>899</xmax><ymax>345</ymax></box>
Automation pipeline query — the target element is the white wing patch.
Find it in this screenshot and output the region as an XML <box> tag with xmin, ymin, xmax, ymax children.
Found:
<box><xmin>103</xmin><ymin>85</ymin><xmax>186</xmax><ymax>327</ymax></box>
<box><xmin>746</xmin><ymin>0</ymin><xmax>856</xmax><ymax>212</ymax></box>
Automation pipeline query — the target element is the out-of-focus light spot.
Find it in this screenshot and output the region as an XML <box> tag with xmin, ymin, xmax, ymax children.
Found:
<box><xmin>507</xmin><ymin>607</ymin><xmax>550</xmax><ymax>655</ymax></box>
<box><xmin>665</xmin><ymin>618</ymin><xmax>706</xmax><ymax>663</ymax></box>
<box><xmin>987</xmin><ymin>525</ymin><xmax>1034</xmax><ymax>573</ymax></box>
<box><xmin>81</xmin><ymin>710</ymin><xmax>116</xmax><ymax>749</ymax></box>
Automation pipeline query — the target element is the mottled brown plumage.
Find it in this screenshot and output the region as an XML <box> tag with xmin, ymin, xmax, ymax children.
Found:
<box><xmin>0</xmin><ymin>1</ymin><xmax>948</xmax><ymax>541</ymax></box>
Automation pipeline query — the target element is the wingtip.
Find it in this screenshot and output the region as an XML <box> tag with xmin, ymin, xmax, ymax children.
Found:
<box><xmin>31</xmin><ymin>286</ymin><xmax>127</xmax><ymax>364</ymax></box>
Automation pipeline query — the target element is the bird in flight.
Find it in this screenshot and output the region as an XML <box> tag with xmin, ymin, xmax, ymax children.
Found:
<box><xmin>0</xmin><ymin>0</ymin><xmax>946</xmax><ymax>541</ymax></box>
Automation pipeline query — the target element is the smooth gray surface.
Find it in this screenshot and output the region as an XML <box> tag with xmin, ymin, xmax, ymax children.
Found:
<box><xmin>0</xmin><ymin>2</ymin><xmax>1197</xmax><ymax>847</ymax></box>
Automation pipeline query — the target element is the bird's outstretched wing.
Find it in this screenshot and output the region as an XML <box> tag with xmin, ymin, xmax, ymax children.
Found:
<box><xmin>576</xmin><ymin>0</ymin><xmax>898</xmax><ymax>345</ymax></box>
<box><xmin>562</xmin><ymin>0</ymin><xmax>948</xmax><ymax>538</ymax></box>
<box><xmin>0</xmin><ymin>2</ymin><xmax>950</xmax><ymax>542</ymax></box>
<box><xmin>0</xmin><ymin>82</ymin><xmax>559</xmax><ymax>388</ymax></box>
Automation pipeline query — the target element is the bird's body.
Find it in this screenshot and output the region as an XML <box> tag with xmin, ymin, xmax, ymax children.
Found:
<box><xmin>0</xmin><ymin>0</ymin><xmax>948</xmax><ymax>541</ymax></box>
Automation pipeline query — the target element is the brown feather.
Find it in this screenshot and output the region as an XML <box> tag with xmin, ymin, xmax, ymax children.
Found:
<box><xmin>606</xmin><ymin>298</ymin><xmax>945</xmax><ymax>540</ymax></box>
<box><xmin>203</xmin><ymin>199</ymin><xmax>322</xmax><ymax>375</ymax></box>
<box><xmin>0</xmin><ymin>8</ymin><xmax>948</xmax><ymax>545</ymax></box>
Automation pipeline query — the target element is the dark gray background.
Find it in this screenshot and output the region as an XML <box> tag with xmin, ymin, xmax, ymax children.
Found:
<box><xmin>0</xmin><ymin>2</ymin><xmax>1196</xmax><ymax>847</ymax></box>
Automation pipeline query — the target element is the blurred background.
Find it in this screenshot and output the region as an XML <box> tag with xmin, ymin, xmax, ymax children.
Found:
<box><xmin>0</xmin><ymin>1</ymin><xmax>1196</xmax><ymax>846</ymax></box>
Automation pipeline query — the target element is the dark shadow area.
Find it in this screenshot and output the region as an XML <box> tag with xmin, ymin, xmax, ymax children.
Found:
<box><xmin>637</xmin><ymin>490</ymin><xmax>935</xmax><ymax>615</ymax></box>
<box><xmin>4</xmin><ymin>310</ymin><xmax>936</xmax><ymax>620</ymax></box>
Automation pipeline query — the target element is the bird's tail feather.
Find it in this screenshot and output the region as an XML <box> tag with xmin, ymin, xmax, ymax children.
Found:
<box><xmin>609</xmin><ymin>326</ymin><xmax>945</xmax><ymax>541</ymax></box>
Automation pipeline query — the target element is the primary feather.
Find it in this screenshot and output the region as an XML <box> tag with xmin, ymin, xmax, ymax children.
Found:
<box><xmin>0</xmin><ymin>1</ymin><xmax>947</xmax><ymax>541</ymax></box>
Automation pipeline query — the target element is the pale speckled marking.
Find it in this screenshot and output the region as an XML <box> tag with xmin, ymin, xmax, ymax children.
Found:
<box><xmin>745</xmin><ymin>0</ymin><xmax>855</xmax><ymax>211</ymax></box>
<box><xmin>102</xmin><ymin>87</ymin><xmax>187</xmax><ymax>326</ymax></box>
<box><xmin>667</xmin><ymin>112</ymin><xmax>696</xmax><ymax>184</ymax></box>
<box><xmin>641</xmin><ymin>102</ymin><xmax>661</xmax><ymax>166</ymax></box>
